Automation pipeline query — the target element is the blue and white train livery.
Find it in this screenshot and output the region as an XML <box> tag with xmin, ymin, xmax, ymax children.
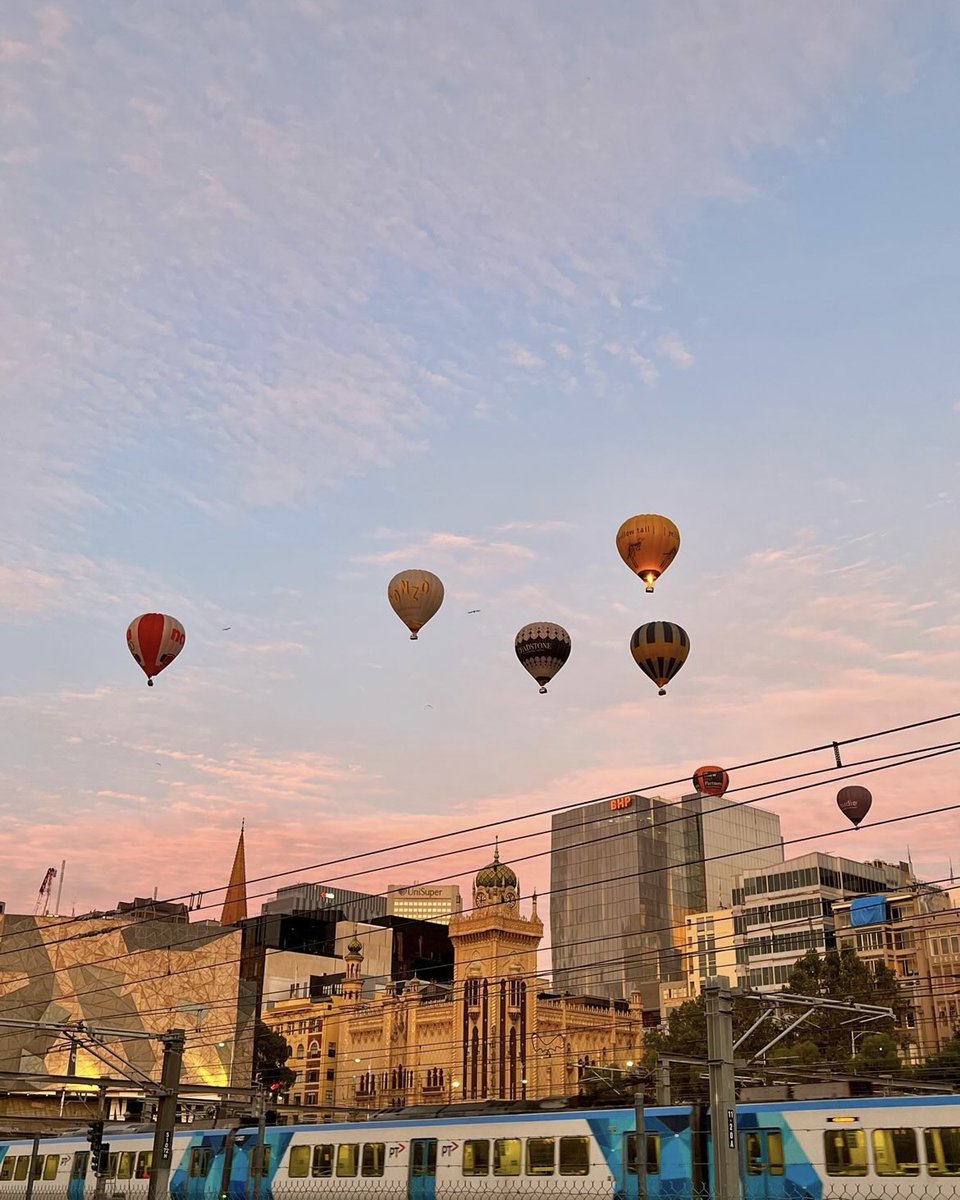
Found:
<box><xmin>1</xmin><ymin>1095</ymin><xmax>959</xmax><ymax>1198</ymax></box>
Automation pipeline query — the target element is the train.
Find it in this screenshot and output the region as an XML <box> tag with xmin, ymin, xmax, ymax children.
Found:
<box><xmin>2</xmin><ymin>1094</ymin><xmax>959</xmax><ymax>1199</ymax></box>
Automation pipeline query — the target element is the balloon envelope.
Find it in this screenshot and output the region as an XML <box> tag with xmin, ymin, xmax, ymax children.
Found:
<box><xmin>126</xmin><ymin>613</ymin><xmax>186</xmax><ymax>686</ymax></box>
<box><xmin>616</xmin><ymin>514</ymin><xmax>680</xmax><ymax>592</ymax></box>
<box><xmin>515</xmin><ymin>622</ymin><xmax>571</xmax><ymax>693</ymax></box>
<box><xmin>630</xmin><ymin>621</ymin><xmax>689</xmax><ymax>695</ymax></box>
<box><xmin>693</xmin><ymin>766</ymin><xmax>729</xmax><ymax>798</ymax></box>
<box><xmin>388</xmin><ymin>570</ymin><xmax>444</xmax><ymax>639</ymax></box>
<box><xmin>837</xmin><ymin>785</ymin><xmax>872</xmax><ymax>828</ymax></box>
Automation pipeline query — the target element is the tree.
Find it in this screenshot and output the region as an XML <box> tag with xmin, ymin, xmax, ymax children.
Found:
<box><xmin>915</xmin><ymin>1032</ymin><xmax>960</xmax><ymax>1090</ymax></box>
<box><xmin>253</xmin><ymin>1021</ymin><xmax>296</xmax><ymax>1092</ymax></box>
<box><xmin>851</xmin><ymin>1032</ymin><xmax>900</xmax><ymax>1074</ymax></box>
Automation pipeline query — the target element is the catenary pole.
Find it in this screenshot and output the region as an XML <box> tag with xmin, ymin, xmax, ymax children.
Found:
<box><xmin>146</xmin><ymin>1029</ymin><xmax>185</xmax><ymax>1200</ymax></box>
<box><xmin>705</xmin><ymin>976</ymin><xmax>740</xmax><ymax>1200</ymax></box>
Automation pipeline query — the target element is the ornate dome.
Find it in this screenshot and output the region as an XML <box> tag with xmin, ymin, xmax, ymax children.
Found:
<box><xmin>346</xmin><ymin>933</ymin><xmax>363</xmax><ymax>955</ymax></box>
<box><xmin>475</xmin><ymin>844</ymin><xmax>518</xmax><ymax>890</ymax></box>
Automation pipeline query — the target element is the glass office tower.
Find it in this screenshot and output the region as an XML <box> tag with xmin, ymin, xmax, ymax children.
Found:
<box><xmin>550</xmin><ymin>792</ymin><xmax>783</xmax><ymax>1012</ymax></box>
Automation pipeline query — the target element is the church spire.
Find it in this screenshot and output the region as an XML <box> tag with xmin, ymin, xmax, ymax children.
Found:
<box><xmin>220</xmin><ymin>823</ymin><xmax>247</xmax><ymax>926</ymax></box>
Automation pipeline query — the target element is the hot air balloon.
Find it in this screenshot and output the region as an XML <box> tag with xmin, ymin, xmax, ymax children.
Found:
<box><xmin>693</xmin><ymin>765</ymin><xmax>729</xmax><ymax>797</ymax></box>
<box><xmin>616</xmin><ymin>514</ymin><xmax>680</xmax><ymax>592</ymax></box>
<box><xmin>837</xmin><ymin>785</ymin><xmax>872</xmax><ymax>828</ymax></box>
<box><xmin>630</xmin><ymin>621</ymin><xmax>689</xmax><ymax>695</ymax></box>
<box><xmin>126</xmin><ymin>613</ymin><xmax>186</xmax><ymax>687</ymax></box>
<box><xmin>388</xmin><ymin>570</ymin><xmax>444</xmax><ymax>640</ymax></box>
<box><xmin>515</xmin><ymin>622</ymin><xmax>571</xmax><ymax>694</ymax></box>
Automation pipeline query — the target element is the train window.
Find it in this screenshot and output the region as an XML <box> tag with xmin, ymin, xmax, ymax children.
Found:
<box><xmin>745</xmin><ymin>1133</ymin><xmax>763</xmax><ymax>1175</ymax></box>
<box><xmin>768</xmin><ymin>1132</ymin><xmax>784</xmax><ymax>1176</ymax></box>
<box><xmin>824</xmin><ymin>1130</ymin><xmax>867</xmax><ymax>1176</ymax></box>
<box><xmin>625</xmin><ymin>1133</ymin><xmax>661</xmax><ymax>1175</ymax></box>
<box><xmin>0</xmin><ymin>1158</ymin><xmax>12</xmax><ymax>1182</ymax></box>
<box><xmin>361</xmin><ymin>1144</ymin><xmax>384</xmax><ymax>1177</ymax></box>
<box><xmin>559</xmin><ymin>1137</ymin><xmax>590</xmax><ymax>1176</ymax></box>
<box><xmin>105</xmin><ymin>1154</ymin><xmax>119</xmax><ymax>1180</ymax></box>
<box><xmin>526</xmin><ymin>1138</ymin><xmax>555</xmax><ymax>1176</ymax></box>
<box><xmin>873</xmin><ymin>1128</ymin><xmax>919</xmax><ymax>1176</ymax></box>
<box><xmin>336</xmin><ymin>1144</ymin><xmax>358</xmax><ymax>1177</ymax></box>
<box><xmin>136</xmin><ymin>1152</ymin><xmax>153</xmax><ymax>1179</ymax></box>
<box><xmin>72</xmin><ymin>1153</ymin><xmax>90</xmax><ymax>1180</ymax></box>
<box><xmin>925</xmin><ymin>1127</ymin><xmax>960</xmax><ymax>1175</ymax></box>
<box><xmin>31</xmin><ymin>1158</ymin><xmax>43</xmax><ymax>1180</ymax></box>
<box><xmin>250</xmin><ymin>1146</ymin><xmax>271</xmax><ymax>1178</ymax></box>
<box><xmin>189</xmin><ymin>1148</ymin><xmax>212</xmax><ymax>1179</ymax></box>
<box><xmin>312</xmin><ymin>1145</ymin><xmax>334</xmax><ymax>1177</ymax></box>
<box><xmin>43</xmin><ymin>1155</ymin><xmax>60</xmax><ymax>1181</ymax></box>
<box><xmin>15</xmin><ymin>1156</ymin><xmax>30</xmax><ymax>1181</ymax></box>
<box><xmin>289</xmin><ymin>1146</ymin><xmax>310</xmax><ymax>1177</ymax></box>
<box><xmin>493</xmin><ymin>1139</ymin><xmax>521</xmax><ymax>1176</ymax></box>
<box><xmin>462</xmin><ymin>1140</ymin><xmax>489</xmax><ymax>1176</ymax></box>
<box><xmin>118</xmin><ymin>1151</ymin><xmax>136</xmax><ymax>1180</ymax></box>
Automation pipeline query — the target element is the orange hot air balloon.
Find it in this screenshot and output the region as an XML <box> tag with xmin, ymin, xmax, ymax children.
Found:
<box><xmin>388</xmin><ymin>570</ymin><xmax>444</xmax><ymax>639</ymax></box>
<box><xmin>837</xmin><ymin>785</ymin><xmax>872</xmax><ymax>828</ymax></box>
<box><xmin>693</xmin><ymin>766</ymin><xmax>729</xmax><ymax>797</ymax></box>
<box><xmin>616</xmin><ymin>514</ymin><xmax>680</xmax><ymax>592</ymax></box>
<box><xmin>126</xmin><ymin>613</ymin><xmax>186</xmax><ymax>687</ymax></box>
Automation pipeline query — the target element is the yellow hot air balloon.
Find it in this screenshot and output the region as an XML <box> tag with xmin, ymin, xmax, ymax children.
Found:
<box><xmin>630</xmin><ymin>621</ymin><xmax>689</xmax><ymax>695</ymax></box>
<box><xmin>388</xmin><ymin>570</ymin><xmax>445</xmax><ymax>640</ymax></box>
<box><xmin>616</xmin><ymin>514</ymin><xmax>680</xmax><ymax>592</ymax></box>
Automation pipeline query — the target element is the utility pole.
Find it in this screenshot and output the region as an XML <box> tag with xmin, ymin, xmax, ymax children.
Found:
<box><xmin>633</xmin><ymin>1080</ymin><xmax>647</xmax><ymax>1200</ymax></box>
<box><xmin>251</xmin><ymin>1089</ymin><xmax>267</xmax><ymax>1200</ymax></box>
<box><xmin>23</xmin><ymin>1135</ymin><xmax>40</xmax><ymax>1200</ymax></box>
<box><xmin>655</xmin><ymin>1060</ymin><xmax>671</xmax><ymax>1106</ymax></box>
<box><xmin>705</xmin><ymin>976</ymin><xmax>739</xmax><ymax>1200</ymax></box>
<box><xmin>146</xmin><ymin>1029</ymin><xmax>185</xmax><ymax>1200</ymax></box>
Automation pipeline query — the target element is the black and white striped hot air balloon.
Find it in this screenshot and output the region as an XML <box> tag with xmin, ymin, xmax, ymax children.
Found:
<box><xmin>515</xmin><ymin>622</ymin><xmax>571</xmax><ymax>694</ymax></box>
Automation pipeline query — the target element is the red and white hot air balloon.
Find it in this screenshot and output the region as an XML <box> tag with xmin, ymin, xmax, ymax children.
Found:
<box><xmin>126</xmin><ymin>613</ymin><xmax>186</xmax><ymax>687</ymax></box>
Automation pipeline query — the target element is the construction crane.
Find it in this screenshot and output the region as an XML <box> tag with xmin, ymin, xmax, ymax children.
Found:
<box><xmin>34</xmin><ymin>866</ymin><xmax>57</xmax><ymax>917</ymax></box>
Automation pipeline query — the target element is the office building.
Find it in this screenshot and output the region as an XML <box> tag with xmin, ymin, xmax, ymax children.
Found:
<box><xmin>260</xmin><ymin>881</ymin><xmax>386</xmax><ymax>924</ymax></box>
<box><xmin>733</xmin><ymin>853</ymin><xmax>912</xmax><ymax>992</ymax></box>
<box><xmin>386</xmin><ymin>883</ymin><xmax>462</xmax><ymax>924</ymax></box>
<box><xmin>834</xmin><ymin>884</ymin><xmax>956</xmax><ymax>1062</ymax></box>
<box><xmin>551</xmin><ymin>792</ymin><xmax>783</xmax><ymax>1011</ymax></box>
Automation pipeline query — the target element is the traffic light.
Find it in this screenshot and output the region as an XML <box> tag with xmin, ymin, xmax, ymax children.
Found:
<box><xmin>86</xmin><ymin>1122</ymin><xmax>103</xmax><ymax>1163</ymax></box>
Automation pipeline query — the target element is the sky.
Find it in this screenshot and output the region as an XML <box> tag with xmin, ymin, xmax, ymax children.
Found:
<box><xmin>1</xmin><ymin>1</ymin><xmax>960</xmax><ymax>924</ymax></box>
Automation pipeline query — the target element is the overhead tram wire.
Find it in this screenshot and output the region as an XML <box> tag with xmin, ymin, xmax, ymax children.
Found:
<box><xmin>1</xmin><ymin>735</ymin><xmax>957</xmax><ymax>993</ymax></box>
<box><xmin>5</xmin><ymin>728</ymin><xmax>959</xmax><ymax>978</ymax></box>
<box><xmin>4</xmin><ymin>781</ymin><xmax>960</xmax><ymax>1024</ymax></box>
<box><xmin>11</xmin><ymin>707</ymin><xmax>960</xmax><ymax>946</ymax></box>
<box><xmin>1</xmin><ymin>738</ymin><xmax>957</xmax><ymax>1002</ymax></box>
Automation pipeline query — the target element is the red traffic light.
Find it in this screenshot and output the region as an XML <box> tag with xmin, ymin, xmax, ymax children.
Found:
<box><xmin>269</xmin><ymin>1082</ymin><xmax>281</xmax><ymax>1092</ymax></box>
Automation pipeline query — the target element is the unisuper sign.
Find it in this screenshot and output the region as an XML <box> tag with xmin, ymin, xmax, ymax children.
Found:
<box><xmin>397</xmin><ymin>887</ymin><xmax>447</xmax><ymax>898</ymax></box>
<box><xmin>610</xmin><ymin>795</ymin><xmax>634</xmax><ymax>812</ymax></box>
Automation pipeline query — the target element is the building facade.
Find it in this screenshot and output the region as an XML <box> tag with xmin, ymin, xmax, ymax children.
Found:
<box><xmin>263</xmin><ymin>850</ymin><xmax>644</xmax><ymax>1121</ymax></box>
<box><xmin>260</xmin><ymin>882</ymin><xmax>387</xmax><ymax>924</ymax></box>
<box><xmin>386</xmin><ymin>883</ymin><xmax>462</xmax><ymax>925</ymax></box>
<box><xmin>833</xmin><ymin>885</ymin><xmax>957</xmax><ymax>1062</ymax></box>
<box><xmin>551</xmin><ymin>792</ymin><xmax>783</xmax><ymax>1011</ymax></box>
<box><xmin>733</xmin><ymin>854</ymin><xmax>912</xmax><ymax>992</ymax></box>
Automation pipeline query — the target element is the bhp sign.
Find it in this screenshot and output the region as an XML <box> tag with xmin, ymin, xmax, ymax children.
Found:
<box><xmin>610</xmin><ymin>796</ymin><xmax>634</xmax><ymax>812</ymax></box>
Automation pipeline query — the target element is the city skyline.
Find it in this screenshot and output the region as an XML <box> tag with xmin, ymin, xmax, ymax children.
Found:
<box><xmin>2</xmin><ymin>3</ymin><xmax>960</xmax><ymax>914</ymax></box>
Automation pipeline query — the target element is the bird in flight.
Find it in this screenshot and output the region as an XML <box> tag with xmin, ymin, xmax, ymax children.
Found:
<box><xmin>468</xmin><ymin>609</ymin><xmax>481</xmax><ymax>614</ymax></box>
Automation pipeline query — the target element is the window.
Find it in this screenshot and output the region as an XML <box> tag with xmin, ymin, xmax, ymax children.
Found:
<box><xmin>873</xmin><ymin>1128</ymin><xmax>919</xmax><ymax>1176</ymax></box>
<box><xmin>42</xmin><ymin>1155</ymin><xmax>60</xmax><ymax>1181</ymax></box>
<box><xmin>0</xmin><ymin>1158</ymin><xmax>13</xmax><ymax>1182</ymax></box>
<box><xmin>104</xmin><ymin>1153</ymin><xmax>119</xmax><ymax>1180</ymax></box>
<box><xmin>745</xmin><ymin>1133</ymin><xmax>763</xmax><ymax>1175</ymax></box>
<box><xmin>559</xmin><ymin>1137</ymin><xmax>590</xmax><ymax>1176</ymax></box>
<box><xmin>72</xmin><ymin>1153</ymin><xmax>90</xmax><ymax>1180</ymax></box>
<box><xmin>250</xmin><ymin>1146</ymin><xmax>271</xmax><ymax>1178</ymax></box>
<box><xmin>289</xmin><ymin>1146</ymin><xmax>311</xmax><ymax>1178</ymax></box>
<box><xmin>361</xmin><ymin>1144</ymin><xmax>385</xmax><ymax>1177</ymax></box>
<box><xmin>135</xmin><ymin>1151</ymin><xmax>153</xmax><ymax>1179</ymax></box>
<box><xmin>14</xmin><ymin>1157</ymin><xmax>29</xmax><ymax>1182</ymax></box>
<box><xmin>625</xmin><ymin>1134</ymin><xmax>661</xmax><ymax>1175</ymax></box>
<box><xmin>526</xmin><ymin>1138</ymin><xmax>554</xmax><ymax>1176</ymax></box>
<box><xmin>117</xmin><ymin>1152</ymin><xmax>135</xmax><ymax>1180</ymax></box>
<box><xmin>925</xmin><ymin>1127</ymin><xmax>960</xmax><ymax>1176</ymax></box>
<box><xmin>493</xmin><ymin>1138</ymin><xmax>521</xmax><ymax>1176</ymax></box>
<box><xmin>336</xmin><ymin>1144</ymin><xmax>358</xmax><ymax>1177</ymax></box>
<box><xmin>304</xmin><ymin>1092</ymin><xmax>318</xmax><ymax>1106</ymax></box>
<box><xmin>326</xmin><ymin>1069</ymin><xmax>335</xmax><ymax>1081</ymax></box>
<box><xmin>462</xmin><ymin>1140</ymin><xmax>489</xmax><ymax>1176</ymax></box>
<box><xmin>312</xmin><ymin>1145</ymin><xmax>334</xmax><ymax>1178</ymax></box>
<box><xmin>824</xmin><ymin>1129</ymin><xmax>867</xmax><ymax>1176</ymax></box>
<box><xmin>768</xmin><ymin>1131</ymin><xmax>784</xmax><ymax>1176</ymax></box>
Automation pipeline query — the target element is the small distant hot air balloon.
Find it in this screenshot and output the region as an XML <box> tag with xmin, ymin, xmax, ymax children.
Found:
<box><xmin>693</xmin><ymin>765</ymin><xmax>729</xmax><ymax>797</ymax></box>
<box><xmin>515</xmin><ymin>622</ymin><xmax>571</xmax><ymax>694</ymax></box>
<box><xmin>616</xmin><ymin>514</ymin><xmax>680</xmax><ymax>592</ymax></box>
<box><xmin>126</xmin><ymin>613</ymin><xmax>186</xmax><ymax>687</ymax></box>
<box><xmin>630</xmin><ymin>621</ymin><xmax>689</xmax><ymax>695</ymax></box>
<box><xmin>837</xmin><ymin>785</ymin><xmax>872</xmax><ymax>828</ymax></box>
<box><xmin>388</xmin><ymin>570</ymin><xmax>444</xmax><ymax>640</ymax></box>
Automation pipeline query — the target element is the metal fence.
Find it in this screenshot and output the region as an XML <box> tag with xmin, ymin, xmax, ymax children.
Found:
<box><xmin>7</xmin><ymin>1187</ymin><xmax>960</xmax><ymax>1200</ymax></box>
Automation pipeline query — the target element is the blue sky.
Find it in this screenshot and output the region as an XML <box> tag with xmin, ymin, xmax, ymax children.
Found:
<box><xmin>1</xmin><ymin>1</ymin><xmax>959</xmax><ymax>916</ymax></box>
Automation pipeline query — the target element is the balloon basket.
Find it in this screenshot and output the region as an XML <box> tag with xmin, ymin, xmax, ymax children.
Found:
<box><xmin>539</xmin><ymin>686</ymin><xmax>547</xmax><ymax>694</ymax></box>
<box><xmin>409</xmin><ymin>633</ymin><xmax>418</xmax><ymax>640</ymax></box>
<box><xmin>658</xmin><ymin>688</ymin><xmax>666</xmax><ymax>696</ymax></box>
<box><xmin>147</xmin><ymin>679</ymin><xmax>154</xmax><ymax>687</ymax></box>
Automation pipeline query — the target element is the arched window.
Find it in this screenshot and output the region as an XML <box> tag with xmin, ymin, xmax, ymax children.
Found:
<box><xmin>295</xmin><ymin>1045</ymin><xmax>304</xmax><ymax>1059</ymax></box>
<box><xmin>470</xmin><ymin>1027</ymin><xmax>480</xmax><ymax>1098</ymax></box>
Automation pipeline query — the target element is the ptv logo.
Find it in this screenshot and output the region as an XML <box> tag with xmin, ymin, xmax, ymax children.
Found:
<box><xmin>388</xmin><ymin>1144</ymin><xmax>406</xmax><ymax>1159</ymax></box>
<box><xmin>441</xmin><ymin>1142</ymin><xmax>459</xmax><ymax>1157</ymax></box>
